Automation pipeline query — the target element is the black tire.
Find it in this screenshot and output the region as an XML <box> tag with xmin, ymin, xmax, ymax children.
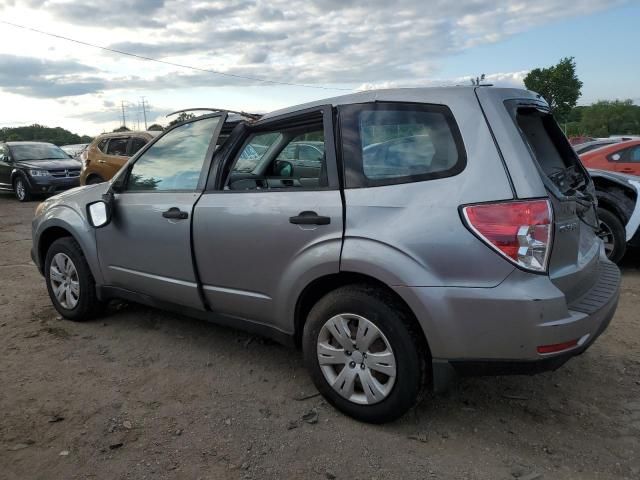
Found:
<box><xmin>13</xmin><ymin>175</ymin><xmax>31</xmax><ymax>202</ymax></box>
<box><xmin>44</xmin><ymin>237</ymin><xmax>104</xmax><ymax>321</ymax></box>
<box><xmin>302</xmin><ymin>284</ymin><xmax>427</xmax><ymax>423</ymax></box>
<box><xmin>597</xmin><ymin>207</ymin><xmax>626</xmax><ymax>263</ymax></box>
<box><xmin>86</xmin><ymin>175</ymin><xmax>104</xmax><ymax>185</ymax></box>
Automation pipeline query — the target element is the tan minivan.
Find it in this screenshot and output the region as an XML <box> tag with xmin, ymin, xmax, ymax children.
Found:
<box><xmin>80</xmin><ymin>131</ymin><xmax>160</xmax><ymax>185</ymax></box>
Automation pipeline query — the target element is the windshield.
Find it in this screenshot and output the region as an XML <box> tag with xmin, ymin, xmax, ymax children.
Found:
<box><xmin>9</xmin><ymin>144</ymin><xmax>69</xmax><ymax>161</ymax></box>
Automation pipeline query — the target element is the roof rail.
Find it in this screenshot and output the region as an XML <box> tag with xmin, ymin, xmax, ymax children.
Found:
<box><xmin>166</xmin><ymin>108</ymin><xmax>262</xmax><ymax>121</ymax></box>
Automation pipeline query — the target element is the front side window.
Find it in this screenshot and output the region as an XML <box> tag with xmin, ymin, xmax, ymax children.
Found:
<box><xmin>226</xmin><ymin>123</ymin><xmax>327</xmax><ymax>190</ymax></box>
<box><xmin>340</xmin><ymin>103</ymin><xmax>465</xmax><ymax>187</ymax></box>
<box><xmin>126</xmin><ymin>117</ymin><xmax>220</xmax><ymax>192</ymax></box>
<box><xmin>107</xmin><ymin>138</ymin><xmax>128</xmax><ymax>156</ymax></box>
<box><xmin>97</xmin><ymin>139</ymin><xmax>108</xmax><ymax>153</ymax></box>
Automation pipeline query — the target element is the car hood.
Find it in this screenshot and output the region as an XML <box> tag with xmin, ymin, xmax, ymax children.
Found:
<box><xmin>15</xmin><ymin>159</ymin><xmax>81</xmax><ymax>170</ymax></box>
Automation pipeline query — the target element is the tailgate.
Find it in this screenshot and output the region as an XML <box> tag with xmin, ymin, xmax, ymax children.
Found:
<box><xmin>475</xmin><ymin>87</ymin><xmax>601</xmax><ymax>304</ymax></box>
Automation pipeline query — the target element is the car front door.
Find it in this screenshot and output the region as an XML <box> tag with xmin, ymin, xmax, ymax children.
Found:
<box><xmin>96</xmin><ymin>114</ymin><xmax>226</xmax><ymax>308</ymax></box>
<box><xmin>192</xmin><ymin>106</ymin><xmax>343</xmax><ymax>334</ymax></box>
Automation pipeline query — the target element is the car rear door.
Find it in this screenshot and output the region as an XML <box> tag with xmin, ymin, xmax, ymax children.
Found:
<box><xmin>191</xmin><ymin>106</ymin><xmax>343</xmax><ymax>334</ymax></box>
<box><xmin>101</xmin><ymin>137</ymin><xmax>130</xmax><ymax>179</ymax></box>
<box><xmin>609</xmin><ymin>144</ymin><xmax>640</xmax><ymax>175</ymax></box>
<box><xmin>96</xmin><ymin>114</ymin><xmax>226</xmax><ymax>309</ymax></box>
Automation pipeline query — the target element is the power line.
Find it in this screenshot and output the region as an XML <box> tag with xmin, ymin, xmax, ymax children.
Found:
<box><xmin>1</xmin><ymin>20</ymin><xmax>353</xmax><ymax>92</ymax></box>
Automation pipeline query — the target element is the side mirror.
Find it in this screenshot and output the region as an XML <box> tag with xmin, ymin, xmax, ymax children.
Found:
<box><xmin>611</xmin><ymin>153</ymin><xmax>621</xmax><ymax>162</ymax></box>
<box><xmin>274</xmin><ymin>160</ymin><xmax>293</xmax><ymax>177</ymax></box>
<box><xmin>87</xmin><ymin>192</ymin><xmax>114</xmax><ymax>228</ymax></box>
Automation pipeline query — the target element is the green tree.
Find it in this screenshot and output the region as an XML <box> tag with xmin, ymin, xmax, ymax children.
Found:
<box><xmin>168</xmin><ymin>112</ymin><xmax>195</xmax><ymax>127</ymax></box>
<box><xmin>0</xmin><ymin>124</ymin><xmax>92</xmax><ymax>145</ymax></box>
<box><xmin>148</xmin><ymin>123</ymin><xmax>164</xmax><ymax>131</ymax></box>
<box><xmin>113</xmin><ymin>126</ymin><xmax>131</xmax><ymax>132</ymax></box>
<box><xmin>524</xmin><ymin>57</ymin><xmax>583</xmax><ymax>123</ymax></box>
<box><xmin>579</xmin><ymin>100</ymin><xmax>640</xmax><ymax>137</ymax></box>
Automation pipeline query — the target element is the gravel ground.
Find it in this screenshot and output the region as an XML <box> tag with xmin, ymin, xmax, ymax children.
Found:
<box><xmin>1</xmin><ymin>194</ymin><xmax>639</xmax><ymax>480</ymax></box>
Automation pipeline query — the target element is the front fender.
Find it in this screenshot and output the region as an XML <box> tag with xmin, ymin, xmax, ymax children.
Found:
<box><xmin>34</xmin><ymin>204</ymin><xmax>103</xmax><ymax>285</ymax></box>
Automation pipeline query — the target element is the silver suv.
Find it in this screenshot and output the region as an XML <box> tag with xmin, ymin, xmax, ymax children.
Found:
<box><xmin>31</xmin><ymin>87</ymin><xmax>620</xmax><ymax>423</ymax></box>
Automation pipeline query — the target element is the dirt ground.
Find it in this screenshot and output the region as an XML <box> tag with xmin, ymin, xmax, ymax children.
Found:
<box><xmin>0</xmin><ymin>194</ymin><xmax>638</xmax><ymax>480</ymax></box>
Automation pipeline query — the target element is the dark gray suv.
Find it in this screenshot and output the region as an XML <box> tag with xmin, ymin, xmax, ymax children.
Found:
<box><xmin>31</xmin><ymin>87</ymin><xmax>620</xmax><ymax>423</ymax></box>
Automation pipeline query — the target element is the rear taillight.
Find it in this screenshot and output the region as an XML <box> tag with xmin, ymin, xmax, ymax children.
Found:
<box><xmin>462</xmin><ymin>199</ymin><xmax>553</xmax><ymax>273</ymax></box>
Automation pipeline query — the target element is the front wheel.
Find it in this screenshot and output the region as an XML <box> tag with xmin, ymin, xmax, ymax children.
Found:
<box><xmin>13</xmin><ymin>176</ymin><xmax>31</xmax><ymax>202</ymax></box>
<box><xmin>44</xmin><ymin>237</ymin><xmax>104</xmax><ymax>321</ymax></box>
<box><xmin>303</xmin><ymin>285</ymin><xmax>426</xmax><ymax>423</ymax></box>
<box><xmin>597</xmin><ymin>207</ymin><xmax>626</xmax><ymax>263</ymax></box>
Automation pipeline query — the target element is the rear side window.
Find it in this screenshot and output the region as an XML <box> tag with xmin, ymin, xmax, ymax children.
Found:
<box><xmin>107</xmin><ymin>138</ymin><xmax>128</xmax><ymax>156</ymax></box>
<box><xmin>340</xmin><ymin>103</ymin><xmax>466</xmax><ymax>187</ymax></box>
<box><xmin>97</xmin><ymin>139</ymin><xmax>108</xmax><ymax>153</ymax></box>
<box><xmin>129</xmin><ymin>137</ymin><xmax>147</xmax><ymax>156</ymax></box>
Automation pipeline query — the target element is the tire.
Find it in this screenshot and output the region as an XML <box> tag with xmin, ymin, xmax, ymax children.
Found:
<box><xmin>86</xmin><ymin>175</ymin><xmax>104</xmax><ymax>185</ymax></box>
<box><xmin>13</xmin><ymin>175</ymin><xmax>31</xmax><ymax>202</ymax></box>
<box><xmin>44</xmin><ymin>237</ymin><xmax>104</xmax><ymax>321</ymax></box>
<box><xmin>597</xmin><ymin>207</ymin><xmax>626</xmax><ymax>263</ymax></box>
<box><xmin>302</xmin><ymin>284</ymin><xmax>426</xmax><ymax>423</ymax></box>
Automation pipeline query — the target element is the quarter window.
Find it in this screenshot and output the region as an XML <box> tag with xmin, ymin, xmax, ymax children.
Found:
<box><xmin>340</xmin><ymin>103</ymin><xmax>466</xmax><ymax>187</ymax></box>
<box><xmin>126</xmin><ymin>117</ymin><xmax>220</xmax><ymax>192</ymax></box>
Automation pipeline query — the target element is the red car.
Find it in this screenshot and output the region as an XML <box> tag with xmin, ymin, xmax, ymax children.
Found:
<box><xmin>580</xmin><ymin>140</ymin><xmax>640</xmax><ymax>175</ymax></box>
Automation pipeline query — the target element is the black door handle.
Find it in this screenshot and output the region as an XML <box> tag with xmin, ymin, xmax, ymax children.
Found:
<box><xmin>162</xmin><ymin>207</ymin><xmax>188</xmax><ymax>220</ymax></box>
<box><xmin>289</xmin><ymin>211</ymin><xmax>330</xmax><ymax>225</ymax></box>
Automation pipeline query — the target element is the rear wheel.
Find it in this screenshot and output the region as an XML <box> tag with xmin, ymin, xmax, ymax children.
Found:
<box><xmin>44</xmin><ymin>237</ymin><xmax>104</xmax><ymax>321</ymax></box>
<box><xmin>13</xmin><ymin>176</ymin><xmax>31</xmax><ymax>202</ymax></box>
<box><xmin>597</xmin><ymin>207</ymin><xmax>626</xmax><ymax>263</ymax></box>
<box><xmin>303</xmin><ymin>285</ymin><xmax>426</xmax><ymax>423</ymax></box>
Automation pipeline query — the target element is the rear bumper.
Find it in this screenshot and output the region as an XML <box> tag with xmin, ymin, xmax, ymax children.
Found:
<box><xmin>394</xmin><ymin>256</ymin><xmax>620</xmax><ymax>390</ymax></box>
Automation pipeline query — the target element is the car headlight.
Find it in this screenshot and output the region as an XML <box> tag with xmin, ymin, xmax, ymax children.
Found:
<box><xmin>29</xmin><ymin>169</ymin><xmax>49</xmax><ymax>177</ymax></box>
<box><xmin>35</xmin><ymin>201</ymin><xmax>46</xmax><ymax>217</ymax></box>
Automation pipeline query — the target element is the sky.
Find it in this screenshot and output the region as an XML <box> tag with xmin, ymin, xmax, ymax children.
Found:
<box><xmin>0</xmin><ymin>0</ymin><xmax>638</xmax><ymax>136</ymax></box>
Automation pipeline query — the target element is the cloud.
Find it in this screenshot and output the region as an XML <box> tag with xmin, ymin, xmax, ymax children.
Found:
<box><xmin>0</xmin><ymin>54</ymin><xmax>105</xmax><ymax>97</ymax></box>
<box><xmin>0</xmin><ymin>0</ymin><xmax>630</xmax><ymax>96</ymax></box>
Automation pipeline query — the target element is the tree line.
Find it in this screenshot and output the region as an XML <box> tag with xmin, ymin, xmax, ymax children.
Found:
<box><xmin>0</xmin><ymin>124</ymin><xmax>93</xmax><ymax>146</ymax></box>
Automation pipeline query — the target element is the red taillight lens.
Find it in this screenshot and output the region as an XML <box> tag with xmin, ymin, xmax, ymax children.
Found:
<box><xmin>537</xmin><ymin>339</ymin><xmax>578</xmax><ymax>354</ymax></box>
<box><xmin>462</xmin><ymin>199</ymin><xmax>553</xmax><ymax>272</ymax></box>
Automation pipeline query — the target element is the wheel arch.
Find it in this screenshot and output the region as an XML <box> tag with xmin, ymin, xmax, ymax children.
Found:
<box><xmin>293</xmin><ymin>271</ymin><xmax>431</xmax><ymax>359</ymax></box>
<box><xmin>35</xmin><ymin>213</ymin><xmax>103</xmax><ymax>284</ymax></box>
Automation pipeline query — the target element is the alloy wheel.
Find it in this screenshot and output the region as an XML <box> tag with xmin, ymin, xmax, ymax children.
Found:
<box><xmin>316</xmin><ymin>313</ymin><xmax>397</xmax><ymax>405</ymax></box>
<box><xmin>598</xmin><ymin>219</ymin><xmax>615</xmax><ymax>258</ymax></box>
<box><xmin>49</xmin><ymin>253</ymin><xmax>80</xmax><ymax>309</ymax></box>
<box><xmin>15</xmin><ymin>179</ymin><xmax>26</xmax><ymax>201</ymax></box>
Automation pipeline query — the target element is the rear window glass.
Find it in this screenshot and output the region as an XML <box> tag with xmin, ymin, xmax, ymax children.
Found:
<box><xmin>341</xmin><ymin>103</ymin><xmax>466</xmax><ymax>187</ymax></box>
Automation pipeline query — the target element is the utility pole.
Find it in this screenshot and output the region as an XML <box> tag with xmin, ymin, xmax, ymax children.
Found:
<box><xmin>121</xmin><ymin>100</ymin><xmax>127</xmax><ymax>128</ymax></box>
<box><xmin>140</xmin><ymin>96</ymin><xmax>148</xmax><ymax>130</ymax></box>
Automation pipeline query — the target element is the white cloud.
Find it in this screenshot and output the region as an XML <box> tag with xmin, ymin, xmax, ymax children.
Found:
<box><xmin>0</xmin><ymin>0</ymin><xmax>631</xmax><ymax>133</ymax></box>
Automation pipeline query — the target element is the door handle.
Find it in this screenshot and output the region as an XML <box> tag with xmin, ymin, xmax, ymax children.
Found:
<box><xmin>98</xmin><ymin>160</ymin><xmax>106</xmax><ymax>164</ymax></box>
<box><xmin>289</xmin><ymin>211</ymin><xmax>330</xmax><ymax>225</ymax></box>
<box><xmin>162</xmin><ymin>207</ymin><xmax>189</xmax><ymax>220</ymax></box>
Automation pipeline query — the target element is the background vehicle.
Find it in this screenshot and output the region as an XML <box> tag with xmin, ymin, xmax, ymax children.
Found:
<box><xmin>61</xmin><ymin>143</ymin><xmax>89</xmax><ymax>158</ymax></box>
<box><xmin>32</xmin><ymin>88</ymin><xmax>620</xmax><ymax>423</ymax></box>
<box><xmin>580</xmin><ymin>139</ymin><xmax>640</xmax><ymax>176</ymax></box>
<box><xmin>80</xmin><ymin>131</ymin><xmax>160</xmax><ymax>185</ymax></box>
<box><xmin>0</xmin><ymin>141</ymin><xmax>80</xmax><ymax>201</ymax></box>
<box><xmin>574</xmin><ymin>138</ymin><xmax>625</xmax><ymax>155</ymax></box>
<box><xmin>589</xmin><ymin>168</ymin><xmax>640</xmax><ymax>263</ymax></box>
